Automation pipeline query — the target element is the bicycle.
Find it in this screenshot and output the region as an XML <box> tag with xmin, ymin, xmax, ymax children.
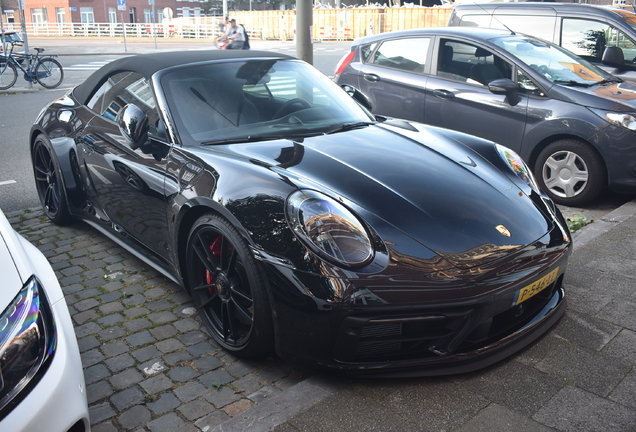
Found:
<box><xmin>0</xmin><ymin>41</ymin><xmax>64</xmax><ymax>90</ymax></box>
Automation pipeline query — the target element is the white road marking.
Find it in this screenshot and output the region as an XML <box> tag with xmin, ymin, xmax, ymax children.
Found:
<box><xmin>0</xmin><ymin>180</ymin><xmax>17</xmax><ymax>186</ymax></box>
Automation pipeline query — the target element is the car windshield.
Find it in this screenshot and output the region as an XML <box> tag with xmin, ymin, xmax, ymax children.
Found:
<box><xmin>612</xmin><ymin>8</ymin><xmax>636</xmax><ymax>32</ymax></box>
<box><xmin>160</xmin><ymin>59</ymin><xmax>374</xmax><ymax>145</ymax></box>
<box><xmin>0</xmin><ymin>32</ymin><xmax>22</xmax><ymax>43</ymax></box>
<box><xmin>491</xmin><ymin>35</ymin><xmax>614</xmax><ymax>85</ymax></box>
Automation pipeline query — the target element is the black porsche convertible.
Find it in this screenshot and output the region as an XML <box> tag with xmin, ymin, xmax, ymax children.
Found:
<box><xmin>30</xmin><ymin>50</ymin><xmax>571</xmax><ymax>376</ymax></box>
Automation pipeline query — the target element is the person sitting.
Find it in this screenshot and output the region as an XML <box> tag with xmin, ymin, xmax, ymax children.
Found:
<box><xmin>224</xmin><ymin>19</ymin><xmax>246</xmax><ymax>50</ymax></box>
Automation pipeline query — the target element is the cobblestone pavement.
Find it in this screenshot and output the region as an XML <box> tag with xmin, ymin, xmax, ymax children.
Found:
<box><xmin>7</xmin><ymin>200</ymin><xmax>636</xmax><ymax>432</ymax></box>
<box><xmin>6</xmin><ymin>207</ymin><xmax>312</xmax><ymax>432</ymax></box>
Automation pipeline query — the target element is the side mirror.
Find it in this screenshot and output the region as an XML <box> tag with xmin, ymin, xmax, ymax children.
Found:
<box><xmin>602</xmin><ymin>46</ymin><xmax>625</xmax><ymax>69</ymax></box>
<box><xmin>488</xmin><ymin>78</ymin><xmax>520</xmax><ymax>107</ymax></box>
<box><xmin>116</xmin><ymin>104</ymin><xmax>149</xmax><ymax>150</ymax></box>
<box><xmin>342</xmin><ymin>85</ymin><xmax>373</xmax><ymax>112</ymax></box>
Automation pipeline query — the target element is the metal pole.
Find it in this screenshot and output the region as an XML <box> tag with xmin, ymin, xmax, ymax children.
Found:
<box><xmin>1</xmin><ymin>0</ymin><xmax>6</xmax><ymax>55</ymax></box>
<box><xmin>18</xmin><ymin>0</ymin><xmax>32</xmax><ymax>88</ymax></box>
<box><xmin>120</xmin><ymin>11</ymin><xmax>127</xmax><ymax>52</ymax></box>
<box><xmin>151</xmin><ymin>0</ymin><xmax>157</xmax><ymax>49</ymax></box>
<box><xmin>296</xmin><ymin>0</ymin><xmax>313</xmax><ymax>65</ymax></box>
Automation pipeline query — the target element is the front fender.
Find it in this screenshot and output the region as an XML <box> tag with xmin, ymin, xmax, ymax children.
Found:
<box><xmin>30</xmin><ymin>125</ymin><xmax>79</xmax><ymax>193</ymax></box>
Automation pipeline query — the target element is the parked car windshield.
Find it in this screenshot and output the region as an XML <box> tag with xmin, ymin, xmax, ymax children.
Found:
<box><xmin>612</xmin><ymin>8</ymin><xmax>636</xmax><ymax>31</ymax></box>
<box><xmin>161</xmin><ymin>59</ymin><xmax>374</xmax><ymax>145</ymax></box>
<box><xmin>491</xmin><ymin>35</ymin><xmax>614</xmax><ymax>85</ymax></box>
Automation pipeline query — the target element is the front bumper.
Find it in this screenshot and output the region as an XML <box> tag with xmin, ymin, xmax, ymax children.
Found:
<box><xmin>266</xmin><ymin>236</ymin><xmax>570</xmax><ymax>376</ymax></box>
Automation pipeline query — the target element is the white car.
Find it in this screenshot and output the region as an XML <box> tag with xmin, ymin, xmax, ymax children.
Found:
<box><xmin>0</xmin><ymin>209</ymin><xmax>90</xmax><ymax>431</ymax></box>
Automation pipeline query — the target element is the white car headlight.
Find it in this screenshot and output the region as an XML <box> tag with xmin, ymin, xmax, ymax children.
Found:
<box><xmin>286</xmin><ymin>190</ymin><xmax>374</xmax><ymax>267</ymax></box>
<box><xmin>590</xmin><ymin>108</ymin><xmax>636</xmax><ymax>130</ymax></box>
<box><xmin>0</xmin><ymin>276</ymin><xmax>56</xmax><ymax>414</ymax></box>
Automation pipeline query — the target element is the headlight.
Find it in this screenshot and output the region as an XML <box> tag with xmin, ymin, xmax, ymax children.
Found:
<box><xmin>0</xmin><ymin>276</ymin><xmax>56</xmax><ymax>414</ymax></box>
<box><xmin>495</xmin><ymin>144</ymin><xmax>540</xmax><ymax>193</ymax></box>
<box><xmin>590</xmin><ymin>108</ymin><xmax>636</xmax><ymax>130</ymax></box>
<box><xmin>286</xmin><ymin>190</ymin><xmax>373</xmax><ymax>267</ymax></box>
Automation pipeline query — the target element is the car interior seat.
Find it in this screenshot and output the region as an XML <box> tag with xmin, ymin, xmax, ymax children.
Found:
<box><xmin>440</xmin><ymin>45</ymin><xmax>459</xmax><ymax>75</ymax></box>
<box><xmin>470</xmin><ymin>47</ymin><xmax>503</xmax><ymax>85</ymax></box>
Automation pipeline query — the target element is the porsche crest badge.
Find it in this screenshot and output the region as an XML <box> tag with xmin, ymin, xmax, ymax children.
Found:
<box><xmin>496</xmin><ymin>225</ymin><xmax>511</xmax><ymax>237</ymax></box>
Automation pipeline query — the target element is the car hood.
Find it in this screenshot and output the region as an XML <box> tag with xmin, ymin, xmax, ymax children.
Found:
<box><xmin>215</xmin><ymin>123</ymin><xmax>553</xmax><ymax>269</ymax></box>
<box><xmin>553</xmin><ymin>79</ymin><xmax>636</xmax><ymax>112</ymax></box>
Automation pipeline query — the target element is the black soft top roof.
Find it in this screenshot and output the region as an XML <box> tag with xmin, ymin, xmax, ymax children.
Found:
<box><xmin>73</xmin><ymin>49</ymin><xmax>295</xmax><ymax>105</ymax></box>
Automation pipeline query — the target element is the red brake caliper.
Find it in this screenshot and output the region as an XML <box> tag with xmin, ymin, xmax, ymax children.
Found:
<box><xmin>205</xmin><ymin>236</ymin><xmax>222</xmax><ymax>295</ymax></box>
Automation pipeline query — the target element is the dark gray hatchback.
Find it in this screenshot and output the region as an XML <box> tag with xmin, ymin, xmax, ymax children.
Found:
<box><xmin>334</xmin><ymin>27</ymin><xmax>636</xmax><ymax>206</ymax></box>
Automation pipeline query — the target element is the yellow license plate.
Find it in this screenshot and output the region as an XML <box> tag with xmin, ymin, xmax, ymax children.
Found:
<box><xmin>513</xmin><ymin>267</ymin><xmax>559</xmax><ymax>306</ymax></box>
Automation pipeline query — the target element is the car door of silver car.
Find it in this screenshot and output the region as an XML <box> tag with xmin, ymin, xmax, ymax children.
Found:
<box><xmin>358</xmin><ymin>37</ymin><xmax>432</xmax><ymax>123</ymax></box>
<box><xmin>424</xmin><ymin>39</ymin><xmax>528</xmax><ymax>150</ymax></box>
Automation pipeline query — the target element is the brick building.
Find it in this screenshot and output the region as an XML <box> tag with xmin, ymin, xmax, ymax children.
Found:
<box><xmin>1</xmin><ymin>0</ymin><xmax>207</xmax><ymax>26</ymax></box>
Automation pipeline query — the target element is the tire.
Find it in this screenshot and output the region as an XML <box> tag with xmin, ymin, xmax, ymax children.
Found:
<box><xmin>32</xmin><ymin>135</ymin><xmax>73</xmax><ymax>224</ymax></box>
<box><xmin>185</xmin><ymin>213</ymin><xmax>274</xmax><ymax>357</ymax></box>
<box><xmin>35</xmin><ymin>58</ymin><xmax>64</xmax><ymax>89</ymax></box>
<box><xmin>534</xmin><ymin>139</ymin><xmax>606</xmax><ymax>206</ymax></box>
<box><xmin>0</xmin><ymin>59</ymin><xmax>18</xmax><ymax>90</ymax></box>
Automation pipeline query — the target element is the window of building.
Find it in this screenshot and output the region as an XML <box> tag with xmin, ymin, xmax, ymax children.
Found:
<box><xmin>56</xmin><ymin>8</ymin><xmax>65</xmax><ymax>24</ymax></box>
<box><xmin>31</xmin><ymin>8</ymin><xmax>45</xmax><ymax>27</ymax></box>
<box><xmin>109</xmin><ymin>7</ymin><xmax>117</xmax><ymax>24</ymax></box>
<box><xmin>80</xmin><ymin>7</ymin><xmax>95</xmax><ymax>24</ymax></box>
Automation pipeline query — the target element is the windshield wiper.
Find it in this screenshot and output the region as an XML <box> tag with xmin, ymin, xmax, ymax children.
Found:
<box><xmin>595</xmin><ymin>77</ymin><xmax>624</xmax><ymax>85</ymax></box>
<box><xmin>553</xmin><ymin>80</ymin><xmax>593</xmax><ymax>87</ymax></box>
<box><xmin>326</xmin><ymin>121</ymin><xmax>376</xmax><ymax>135</ymax></box>
<box><xmin>201</xmin><ymin>132</ymin><xmax>322</xmax><ymax>146</ymax></box>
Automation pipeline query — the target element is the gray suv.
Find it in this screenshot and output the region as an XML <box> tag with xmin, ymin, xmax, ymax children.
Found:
<box><xmin>334</xmin><ymin>27</ymin><xmax>636</xmax><ymax>206</ymax></box>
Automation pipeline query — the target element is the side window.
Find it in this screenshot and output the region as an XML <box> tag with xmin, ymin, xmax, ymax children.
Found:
<box><xmin>371</xmin><ymin>38</ymin><xmax>430</xmax><ymax>73</ymax></box>
<box><xmin>615</xmin><ymin>29</ymin><xmax>636</xmax><ymax>66</ymax></box>
<box><xmin>517</xmin><ymin>69</ymin><xmax>545</xmax><ymax>97</ymax></box>
<box><xmin>561</xmin><ymin>19</ymin><xmax>615</xmax><ymax>63</ymax></box>
<box><xmin>360</xmin><ymin>42</ymin><xmax>378</xmax><ymax>63</ymax></box>
<box><xmin>87</xmin><ymin>71</ymin><xmax>159</xmax><ymax>135</ymax></box>
<box><xmin>437</xmin><ymin>39</ymin><xmax>512</xmax><ymax>86</ymax></box>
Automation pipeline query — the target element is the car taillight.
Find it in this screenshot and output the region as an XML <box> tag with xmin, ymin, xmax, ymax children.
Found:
<box><xmin>334</xmin><ymin>50</ymin><xmax>355</xmax><ymax>80</ymax></box>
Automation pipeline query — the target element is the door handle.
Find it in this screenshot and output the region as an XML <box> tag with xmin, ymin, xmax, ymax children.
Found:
<box><xmin>433</xmin><ymin>89</ymin><xmax>455</xmax><ymax>99</ymax></box>
<box><xmin>363</xmin><ymin>73</ymin><xmax>380</xmax><ymax>83</ymax></box>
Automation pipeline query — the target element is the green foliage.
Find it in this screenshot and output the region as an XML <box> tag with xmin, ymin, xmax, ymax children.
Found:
<box><xmin>566</xmin><ymin>214</ymin><xmax>593</xmax><ymax>232</ymax></box>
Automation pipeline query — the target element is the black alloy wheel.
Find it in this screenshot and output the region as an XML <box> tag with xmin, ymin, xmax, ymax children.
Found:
<box><xmin>186</xmin><ymin>214</ymin><xmax>273</xmax><ymax>357</ymax></box>
<box><xmin>32</xmin><ymin>136</ymin><xmax>72</xmax><ymax>224</ymax></box>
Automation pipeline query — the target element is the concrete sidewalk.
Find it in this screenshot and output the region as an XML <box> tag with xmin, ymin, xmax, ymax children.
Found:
<box><xmin>6</xmin><ymin>197</ymin><xmax>636</xmax><ymax>432</ymax></box>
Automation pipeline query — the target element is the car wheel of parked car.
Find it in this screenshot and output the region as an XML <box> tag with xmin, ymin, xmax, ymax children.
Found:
<box><xmin>535</xmin><ymin>139</ymin><xmax>606</xmax><ymax>206</ymax></box>
<box><xmin>186</xmin><ymin>213</ymin><xmax>274</xmax><ymax>357</ymax></box>
<box><xmin>32</xmin><ymin>135</ymin><xmax>73</xmax><ymax>224</ymax></box>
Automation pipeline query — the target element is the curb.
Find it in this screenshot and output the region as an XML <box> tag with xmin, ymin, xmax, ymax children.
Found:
<box><xmin>209</xmin><ymin>376</ymin><xmax>341</xmax><ymax>432</ymax></box>
<box><xmin>571</xmin><ymin>197</ymin><xmax>636</xmax><ymax>250</ymax></box>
